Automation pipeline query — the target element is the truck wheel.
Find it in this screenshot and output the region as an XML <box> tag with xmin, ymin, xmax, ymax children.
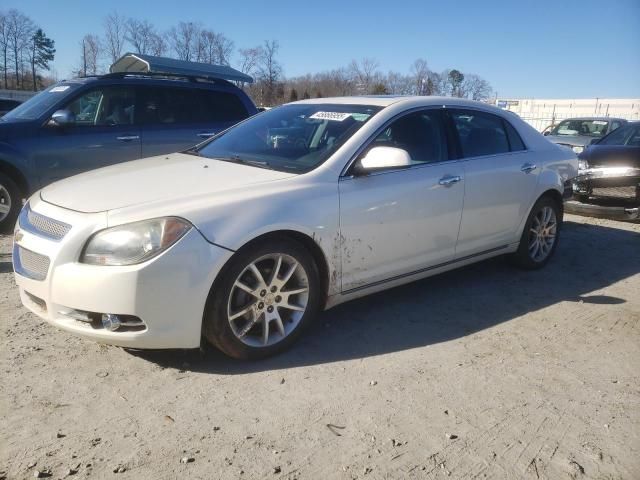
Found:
<box><xmin>0</xmin><ymin>172</ymin><xmax>21</xmax><ymax>232</ymax></box>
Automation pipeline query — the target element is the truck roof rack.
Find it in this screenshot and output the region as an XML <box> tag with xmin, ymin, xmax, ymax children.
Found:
<box><xmin>109</xmin><ymin>53</ymin><xmax>253</xmax><ymax>84</ymax></box>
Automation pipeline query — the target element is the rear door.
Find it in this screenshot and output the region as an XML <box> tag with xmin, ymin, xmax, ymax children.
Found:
<box><xmin>31</xmin><ymin>85</ymin><xmax>141</xmax><ymax>187</ymax></box>
<box><xmin>449</xmin><ymin>108</ymin><xmax>539</xmax><ymax>258</ymax></box>
<box><xmin>139</xmin><ymin>86</ymin><xmax>249</xmax><ymax>157</ymax></box>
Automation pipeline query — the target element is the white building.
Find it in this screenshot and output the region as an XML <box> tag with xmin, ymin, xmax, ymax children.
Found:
<box><xmin>496</xmin><ymin>98</ymin><xmax>640</xmax><ymax>132</ymax></box>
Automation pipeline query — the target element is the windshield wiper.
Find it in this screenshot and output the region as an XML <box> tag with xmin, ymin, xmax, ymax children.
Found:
<box><xmin>217</xmin><ymin>154</ymin><xmax>273</xmax><ymax>170</ymax></box>
<box><xmin>182</xmin><ymin>149</ymin><xmax>201</xmax><ymax>156</ymax></box>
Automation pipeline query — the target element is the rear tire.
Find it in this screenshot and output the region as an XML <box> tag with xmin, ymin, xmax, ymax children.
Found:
<box><xmin>0</xmin><ymin>172</ymin><xmax>21</xmax><ymax>233</ymax></box>
<box><xmin>511</xmin><ymin>196</ymin><xmax>561</xmax><ymax>270</ymax></box>
<box><xmin>202</xmin><ymin>237</ymin><xmax>321</xmax><ymax>360</ymax></box>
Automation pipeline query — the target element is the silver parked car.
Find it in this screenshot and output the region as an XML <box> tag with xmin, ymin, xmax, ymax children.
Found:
<box><xmin>14</xmin><ymin>96</ymin><xmax>577</xmax><ymax>359</ymax></box>
<box><xmin>543</xmin><ymin>117</ymin><xmax>627</xmax><ymax>154</ymax></box>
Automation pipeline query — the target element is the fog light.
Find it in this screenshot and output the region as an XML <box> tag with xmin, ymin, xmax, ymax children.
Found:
<box><xmin>102</xmin><ymin>314</ymin><xmax>121</xmax><ymax>331</ymax></box>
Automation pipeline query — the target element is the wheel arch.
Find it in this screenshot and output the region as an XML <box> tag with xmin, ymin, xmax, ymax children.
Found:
<box><xmin>213</xmin><ymin>229</ymin><xmax>332</xmax><ymax>310</ymax></box>
<box><xmin>0</xmin><ymin>158</ymin><xmax>29</xmax><ymax>197</ymax></box>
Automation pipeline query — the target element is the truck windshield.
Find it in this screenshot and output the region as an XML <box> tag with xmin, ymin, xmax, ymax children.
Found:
<box><xmin>1</xmin><ymin>83</ymin><xmax>81</xmax><ymax>122</ymax></box>
<box><xmin>196</xmin><ymin>103</ymin><xmax>381</xmax><ymax>173</ymax></box>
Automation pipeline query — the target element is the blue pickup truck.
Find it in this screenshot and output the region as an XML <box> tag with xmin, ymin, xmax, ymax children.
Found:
<box><xmin>0</xmin><ymin>53</ymin><xmax>257</xmax><ymax>230</ymax></box>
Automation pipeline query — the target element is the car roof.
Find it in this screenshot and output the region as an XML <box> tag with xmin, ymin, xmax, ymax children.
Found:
<box><xmin>291</xmin><ymin>95</ymin><xmax>499</xmax><ymax>109</ymax></box>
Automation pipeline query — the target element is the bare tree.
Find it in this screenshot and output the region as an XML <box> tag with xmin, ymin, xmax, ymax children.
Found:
<box><xmin>256</xmin><ymin>40</ymin><xmax>282</xmax><ymax>105</ymax></box>
<box><xmin>0</xmin><ymin>12</ymin><xmax>10</xmax><ymax>88</ymax></box>
<box><xmin>80</xmin><ymin>34</ymin><xmax>101</xmax><ymax>76</ymax></box>
<box><xmin>103</xmin><ymin>12</ymin><xmax>126</xmax><ymax>63</ymax></box>
<box><xmin>125</xmin><ymin>19</ymin><xmax>160</xmax><ymax>56</ymax></box>
<box><xmin>462</xmin><ymin>73</ymin><xmax>493</xmax><ymax>101</ymax></box>
<box><xmin>168</xmin><ymin>21</ymin><xmax>201</xmax><ymax>61</ymax></box>
<box><xmin>197</xmin><ymin>30</ymin><xmax>234</xmax><ymax>65</ymax></box>
<box><xmin>410</xmin><ymin>58</ymin><xmax>429</xmax><ymax>95</ymax></box>
<box><xmin>348</xmin><ymin>57</ymin><xmax>380</xmax><ymax>94</ymax></box>
<box><xmin>148</xmin><ymin>32</ymin><xmax>166</xmax><ymax>56</ymax></box>
<box><xmin>385</xmin><ymin>71</ymin><xmax>412</xmax><ymax>95</ymax></box>
<box><xmin>6</xmin><ymin>9</ymin><xmax>34</xmax><ymax>88</ymax></box>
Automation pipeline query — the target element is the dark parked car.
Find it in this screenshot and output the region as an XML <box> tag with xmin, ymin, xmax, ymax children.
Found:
<box><xmin>0</xmin><ymin>98</ymin><xmax>23</xmax><ymax>117</ymax></box>
<box><xmin>544</xmin><ymin>117</ymin><xmax>627</xmax><ymax>154</ymax></box>
<box><xmin>0</xmin><ymin>54</ymin><xmax>256</xmax><ymax>230</ymax></box>
<box><xmin>566</xmin><ymin>121</ymin><xmax>640</xmax><ymax>221</ymax></box>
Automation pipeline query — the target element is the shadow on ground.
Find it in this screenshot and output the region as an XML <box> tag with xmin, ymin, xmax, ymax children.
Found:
<box><xmin>130</xmin><ymin>220</ymin><xmax>640</xmax><ymax>373</ymax></box>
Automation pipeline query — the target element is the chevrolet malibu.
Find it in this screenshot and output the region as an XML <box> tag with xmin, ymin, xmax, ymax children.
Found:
<box><xmin>13</xmin><ymin>97</ymin><xmax>577</xmax><ymax>359</ymax></box>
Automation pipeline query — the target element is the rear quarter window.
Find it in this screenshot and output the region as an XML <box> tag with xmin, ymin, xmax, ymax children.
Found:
<box><xmin>199</xmin><ymin>90</ymin><xmax>249</xmax><ymax>122</ymax></box>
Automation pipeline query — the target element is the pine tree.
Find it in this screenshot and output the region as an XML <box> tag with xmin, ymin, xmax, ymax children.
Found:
<box><xmin>302</xmin><ymin>90</ymin><xmax>310</xmax><ymax>99</ymax></box>
<box><xmin>289</xmin><ymin>88</ymin><xmax>298</xmax><ymax>102</ymax></box>
<box><xmin>30</xmin><ymin>29</ymin><xmax>55</xmax><ymax>91</ymax></box>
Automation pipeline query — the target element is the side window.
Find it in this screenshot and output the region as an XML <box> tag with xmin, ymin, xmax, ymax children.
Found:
<box><xmin>451</xmin><ymin>109</ymin><xmax>509</xmax><ymax>157</ymax></box>
<box><xmin>369</xmin><ymin>110</ymin><xmax>448</xmax><ymax>164</ymax></box>
<box><xmin>627</xmin><ymin>126</ymin><xmax>640</xmax><ymax>146</ymax></box>
<box><xmin>65</xmin><ymin>87</ymin><xmax>135</xmax><ymax>126</ymax></box>
<box><xmin>140</xmin><ymin>87</ymin><xmax>205</xmax><ymax>125</ymax></box>
<box><xmin>504</xmin><ymin>120</ymin><xmax>526</xmax><ymax>151</ymax></box>
<box><xmin>199</xmin><ymin>90</ymin><xmax>249</xmax><ymax>122</ymax></box>
<box><xmin>609</xmin><ymin>121</ymin><xmax>621</xmax><ymax>133</ymax></box>
<box><xmin>599</xmin><ymin>125</ymin><xmax>631</xmax><ymax>146</ymax></box>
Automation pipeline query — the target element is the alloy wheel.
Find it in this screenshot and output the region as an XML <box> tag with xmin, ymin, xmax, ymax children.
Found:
<box><xmin>227</xmin><ymin>253</ymin><xmax>310</xmax><ymax>347</ymax></box>
<box><xmin>528</xmin><ymin>205</ymin><xmax>557</xmax><ymax>262</ymax></box>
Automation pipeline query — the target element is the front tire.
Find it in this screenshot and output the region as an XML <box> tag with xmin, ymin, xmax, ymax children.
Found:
<box><xmin>0</xmin><ymin>172</ymin><xmax>21</xmax><ymax>233</ymax></box>
<box><xmin>511</xmin><ymin>196</ymin><xmax>561</xmax><ymax>270</ymax></box>
<box><xmin>203</xmin><ymin>237</ymin><xmax>321</xmax><ymax>360</ymax></box>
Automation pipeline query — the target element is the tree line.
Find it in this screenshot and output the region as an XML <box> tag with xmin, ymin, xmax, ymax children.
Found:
<box><xmin>0</xmin><ymin>9</ymin><xmax>56</xmax><ymax>91</ymax></box>
<box><xmin>1</xmin><ymin>9</ymin><xmax>494</xmax><ymax>106</ymax></box>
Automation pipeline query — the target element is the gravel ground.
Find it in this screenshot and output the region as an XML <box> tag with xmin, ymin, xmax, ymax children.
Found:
<box><xmin>1</xmin><ymin>214</ymin><xmax>639</xmax><ymax>480</ymax></box>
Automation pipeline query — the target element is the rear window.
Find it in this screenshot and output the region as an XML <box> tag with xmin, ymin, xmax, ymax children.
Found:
<box><xmin>199</xmin><ymin>90</ymin><xmax>248</xmax><ymax>122</ymax></box>
<box><xmin>451</xmin><ymin>110</ymin><xmax>509</xmax><ymax>157</ymax></box>
<box><xmin>139</xmin><ymin>86</ymin><xmax>248</xmax><ymax>125</ymax></box>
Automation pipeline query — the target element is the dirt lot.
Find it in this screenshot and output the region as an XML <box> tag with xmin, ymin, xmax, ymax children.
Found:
<box><xmin>1</xmin><ymin>213</ymin><xmax>639</xmax><ymax>480</ymax></box>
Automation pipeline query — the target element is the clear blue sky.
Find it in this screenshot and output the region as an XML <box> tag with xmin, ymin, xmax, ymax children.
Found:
<box><xmin>6</xmin><ymin>0</ymin><xmax>640</xmax><ymax>98</ymax></box>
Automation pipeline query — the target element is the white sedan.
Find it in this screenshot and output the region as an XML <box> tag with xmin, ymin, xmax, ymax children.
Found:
<box><xmin>13</xmin><ymin>96</ymin><xmax>577</xmax><ymax>359</ymax></box>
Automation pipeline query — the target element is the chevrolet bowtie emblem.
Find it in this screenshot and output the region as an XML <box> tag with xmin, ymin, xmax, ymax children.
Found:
<box><xmin>14</xmin><ymin>230</ymin><xmax>24</xmax><ymax>243</ymax></box>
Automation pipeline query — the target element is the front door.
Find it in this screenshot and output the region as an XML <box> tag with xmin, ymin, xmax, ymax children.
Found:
<box><xmin>338</xmin><ymin>109</ymin><xmax>465</xmax><ymax>292</ymax></box>
<box><xmin>31</xmin><ymin>85</ymin><xmax>141</xmax><ymax>188</ymax></box>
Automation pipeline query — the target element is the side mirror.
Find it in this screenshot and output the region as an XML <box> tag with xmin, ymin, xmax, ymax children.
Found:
<box><xmin>353</xmin><ymin>146</ymin><xmax>412</xmax><ymax>175</ymax></box>
<box><xmin>589</xmin><ymin>138</ymin><xmax>599</xmax><ymax>146</ymax></box>
<box><xmin>543</xmin><ymin>131</ymin><xmax>550</xmax><ymax>136</ymax></box>
<box><xmin>49</xmin><ymin>109</ymin><xmax>75</xmax><ymax>127</ymax></box>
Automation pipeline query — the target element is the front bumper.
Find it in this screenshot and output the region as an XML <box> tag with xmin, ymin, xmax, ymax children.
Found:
<box><xmin>12</xmin><ymin>197</ymin><xmax>233</xmax><ymax>349</ymax></box>
<box><xmin>564</xmin><ymin>199</ymin><xmax>640</xmax><ymax>221</ymax></box>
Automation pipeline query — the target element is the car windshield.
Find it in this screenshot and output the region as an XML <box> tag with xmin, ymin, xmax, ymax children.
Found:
<box><xmin>550</xmin><ymin>119</ymin><xmax>609</xmax><ymax>137</ymax></box>
<box><xmin>597</xmin><ymin>123</ymin><xmax>640</xmax><ymax>147</ymax></box>
<box><xmin>1</xmin><ymin>83</ymin><xmax>81</xmax><ymax>122</ymax></box>
<box><xmin>196</xmin><ymin>103</ymin><xmax>382</xmax><ymax>173</ymax></box>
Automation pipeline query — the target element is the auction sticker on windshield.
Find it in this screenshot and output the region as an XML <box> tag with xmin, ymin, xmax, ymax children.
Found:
<box><xmin>309</xmin><ymin>111</ymin><xmax>353</xmax><ymax>121</ymax></box>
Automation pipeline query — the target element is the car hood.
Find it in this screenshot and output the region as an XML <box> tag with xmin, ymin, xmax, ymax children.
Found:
<box><xmin>546</xmin><ymin>135</ymin><xmax>594</xmax><ymax>147</ymax></box>
<box><xmin>580</xmin><ymin>145</ymin><xmax>640</xmax><ymax>168</ymax></box>
<box><xmin>40</xmin><ymin>153</ymin><xmax>298</xmax><ymax>213</ymax></box>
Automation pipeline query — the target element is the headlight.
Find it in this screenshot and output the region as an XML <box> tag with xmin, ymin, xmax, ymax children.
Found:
<box><xmin>81</xmin><ymin>217</ymin><xmax>192</xmax><ymax>266</ymax></box>
<box><xmin>572</xmin><ymin>145</ymin><xmax>584</xmax><ymax>154</ymax></box>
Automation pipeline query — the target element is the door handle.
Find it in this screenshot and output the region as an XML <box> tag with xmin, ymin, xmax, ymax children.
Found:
<box><xmin>116</xmin><ymin>135</ymin><xmax>139</xmax><ymax>142</ymax></box>
<box><xmin>197</xmin><ymin>132</ymin><xmax>216</xmax><ymax>138</ymax></box>
<box><xmin>438</xmin><ymin>175</ymin><xmax>462</xmax><ymax>187</ymax></box>
<box><xmin>521</xmin><ymin>163</ymin><xmax>537</xmax><ymax>174</ymax></box>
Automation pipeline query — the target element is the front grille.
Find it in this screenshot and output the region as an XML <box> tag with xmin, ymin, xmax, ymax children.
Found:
<box><xmin>591</xmin><ymin>186</ymin><xmax>638</xmax><ymax>200</ymax></box>
<box><xmin>14</xmin><ymin>245</ymin><xmax>50</xmax><ymax>281</ymax></box>
<box><xmin>19</xmin><ymin>204</ymin><xmax>71</xmax><ymax>241</ymax></box>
